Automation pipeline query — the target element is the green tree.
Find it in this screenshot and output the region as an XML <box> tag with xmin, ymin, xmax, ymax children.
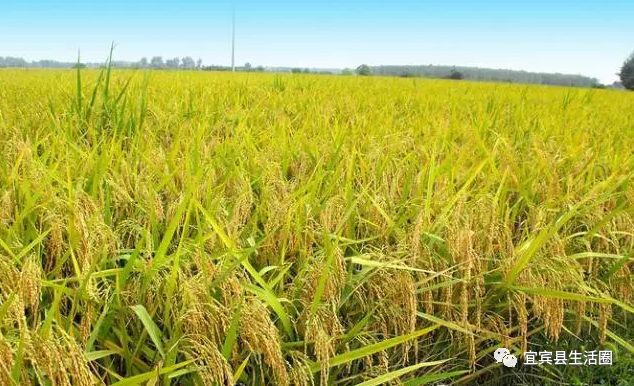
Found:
<box><xmin>446</xmin><ymin>68</ymin><xmax>464</xmax><ymax>80</ymax></box>
<box><xmin>619</xmin><ymin>52</ymin><xmax>634</xmax><ymax>90</ymax></box>
<box><xmin>356</xmin><ymin>64</ymin><xmax>371</xmax><ymax>76</ymax></box>
<box><xmin>150</xmin><ymin>56</ymin><xmax>164</xmax><ymax>68</ymax></box>
<box><xmin>165</xmin><ymin>57</ymin><xmax>180</xmax><ymax>68</ymax></box>
<box><xmin>181</xmin><ymin>56</ymin><xmax>196</xmax><ymax>69</ymax></box>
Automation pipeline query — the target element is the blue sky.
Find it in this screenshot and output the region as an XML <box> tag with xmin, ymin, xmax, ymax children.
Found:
<box><xmin>1</xmin><ymin>1</ymin><xmax>632</xmax><ymax>83</ymax></box>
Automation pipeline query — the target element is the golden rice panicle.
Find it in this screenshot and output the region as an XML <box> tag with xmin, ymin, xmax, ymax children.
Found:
<box><xmin>0</xmin><ymin>189</ymin><xmax>14</xmax><ymax>227</ymax></box>
<box><xmin>0</xmin><ymin>257</ymin><xmax>28</xmax><ymax>329</ymax></box>
<box><xmin>183</xmin><ymin>303</ymin><xmax>226</xmax><ymax>347</ymax></box>
<box><xmin>288</xmin><ymin>350</ymin><xmax>315</xmax><ymax>386</ymax></box>
<box><xmin>301</xmin><ymin>246</ymin><xmax>348</xmax><ymax>308</ymax></box>
<box><xmin>181</xmin><ymin>275</ymin><xmax>231</xmax><ymax>346</ymax></box>
<box><xmin>486</xmin><ymin>313</ymin><xmax>511</xmax><ymax>349</ymax></box>
<box><xmin>20</xmin><ymin>255</ymin><xmax>42</xmax><ymax>315</ymax></box>
<box><xmin>189</xmin><ymin>336</ymin><xmax>234</xmax><ymax>386</ymax></box>
<box><xmin>530</xmin><ymin>281</ymin><xmax>564</xmax><ymax>342</ymax></box>
<box><xmin>545</xmin><ymin>298</ymin><xmax>565</xmax><ymax>342</ymax></box>
<box><xmin>295</xmin><ymin>248</ymin><xmax>346</xmax><ymax>385</ymax></box>
<box><xmin>220</xmin><ymin>273</ymin><xmax>247</xmax><ymax>307</ymax></box>
<box><xmin>260</xmin><ymin>165</ymin><xmax>292</xmax><ymax>235</ymax></box>
<box><xmin>410</xmin><ymin>210</ymin><xmax>425</xmax><ymax>262</ymax></box>
<box><xmin>44</xmin><ymin>216</ymin><xmax>65</xmax><ymax>272</ymax></box>
<box><xmin>519</xmin><ymin>268</ymin><xmax>568</xmax><ymax>343</ymax></box>
<box><xmin>240</xmin><ymin>298</ymin><xmax>289</xmax><ymax>386</ymax></box>
<box><xmin>514</xmin><ymin>293</ymin><xmax>529</xmax><ymax>354</ymax></box>
<box><xmin>154</xmin><ymin>190</ymin><xmax>165</xmax><ymax>222</ymax></box>
<box><xmin>367</xmin><ymin>269</ymin><xmax>417</xmax><ymax>363</ymax></box>
<box><xmin>448</xmin><ymin>225</ymin><xmax>477</xmax><ymax>364</ymax></box>
<box><xmin>305</xmin><ymin>315</ymin><xmax>335</xmax><ymax>386</ymax></box>
<box><xmin>225</xmin><ymin>175</ymin><xmax>255</xmax><ymax>239</ymax></box>
<box><xmin>73</xmin><ymin>194</ymin><xmax>116</xmax><ymax>269</ymax></box>
<box><xmin>0</xmin><ymin>334</ymin><xmax>33</xmax><ymax>386</ymax></box>
<box><xmin>297</xmin><ymin>247</ymin><xmax>346</xmax><ymax>323</ymax></box>
<box><xmin>319</xmin><ymin>195</ymin><xmax>346</xmax><ymax>233</ymax></box>
<box><xmin>421</xmin><ymin>287</ymin><xmax>434</xmax><ymax>316</ymax></box>
<box><xmin>0</xmin><ymin>334</ymin><xmax>14</xmax><ymax>386</ymax></box>
<box><xmin>27</xmin><ymin>331</ymin><xmax>93</xmax><ymax>386</ymax></box>
<box><xmin>79</xmin><ymin>303</ymin><xmax>94</xmax><ymax>345</ymax></box>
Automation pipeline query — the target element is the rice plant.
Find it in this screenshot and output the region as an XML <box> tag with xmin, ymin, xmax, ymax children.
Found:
<box><xmin>0</xmin><ymin>62</ymin><xmax>632</xmax><ymax>385</ymax></box>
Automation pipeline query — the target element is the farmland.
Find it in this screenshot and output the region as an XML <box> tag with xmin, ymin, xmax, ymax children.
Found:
<box><xmin>0</xmin><ymin>67</ymin><xmax>633</xmax><ymax>385</ymax></box>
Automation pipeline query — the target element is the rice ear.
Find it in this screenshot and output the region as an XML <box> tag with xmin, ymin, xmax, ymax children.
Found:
<box><xmin>240</xmin><ymin>298</ymin><xmax>289</xmax><ymax>386</ymax></box>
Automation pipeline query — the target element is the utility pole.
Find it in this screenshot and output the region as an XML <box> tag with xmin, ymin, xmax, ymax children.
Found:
<box><xmin>231</xmin><ymin>6</ymin><xmax>236</xmax><ymax>72</ymax></box>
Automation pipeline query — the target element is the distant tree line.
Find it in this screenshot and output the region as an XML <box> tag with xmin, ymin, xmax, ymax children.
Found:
<box><xmin>0</xmin><ymin>56</ymin><xmax>204</xmax><ymax>70</ymax></box>
<box><xmin>0</xmin><ymin>56</ymin><xmax>327</xmax><ymax>75</ymax></box>
<box><xmin>4</xmin><ymin>53</ymin><xmax>632</xmax><ymax>89</ymax></box>
<box><xmin>367</xmin><ymin>64</ymin><xmax>601</xmax><ymax>87</ymax></box>
<box><xmin>144</xmin><ymin>56</ymin><xmax>202</xmax><ymax>69</ymax></box>
<box><xmin>201</xmin><ymin>62</ymin><xmax>266</xmax><ymax>72</ymax></box>
<box><xmin>0</xmin><ymin>56</ymin><xmax>86</xmax><ymax>68</ymax></box>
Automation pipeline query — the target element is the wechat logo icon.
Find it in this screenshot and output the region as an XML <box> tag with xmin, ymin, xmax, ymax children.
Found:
<box><xmin>494</xmin><ymin>348</ymin><xmax>518</xmax><ymax>368</ymax></box>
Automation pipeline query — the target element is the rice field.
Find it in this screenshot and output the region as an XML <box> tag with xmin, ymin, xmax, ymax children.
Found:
<box><xmin>0</xmin><ymin>64</ymin><xmax>633</xmax><ymax>385</ymax></box>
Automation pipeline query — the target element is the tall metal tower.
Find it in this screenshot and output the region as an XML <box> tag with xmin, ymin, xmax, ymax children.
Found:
<box><xmin>231</xmin><ymin>6</ymin><xmax>236</xmax><ymax>72</ymax></box>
